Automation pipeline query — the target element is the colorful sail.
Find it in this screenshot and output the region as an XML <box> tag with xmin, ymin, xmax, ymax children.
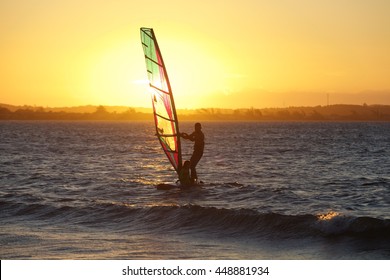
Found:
<box><xmin>140</xmin><ymin>27</ymin><xmax>182</xmax><ymax>173</ymax></box>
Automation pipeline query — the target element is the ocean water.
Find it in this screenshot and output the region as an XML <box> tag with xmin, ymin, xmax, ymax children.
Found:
<box><xmin>0</xmin><ymin>120</ymin><xmax>389</xmax><ymax>259</ymax></box>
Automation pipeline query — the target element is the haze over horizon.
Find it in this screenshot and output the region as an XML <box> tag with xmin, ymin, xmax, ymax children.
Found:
<box><xmin>1</xmin><ymin>0</ymin><xmax>390</xmax><ymax>109</ymax></box>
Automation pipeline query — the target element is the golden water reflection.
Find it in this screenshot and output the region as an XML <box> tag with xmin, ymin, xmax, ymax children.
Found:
<box><xmin>316</xmin><ymin>211</ymin><xmax>340</xmax><ymax>221</ymax></box>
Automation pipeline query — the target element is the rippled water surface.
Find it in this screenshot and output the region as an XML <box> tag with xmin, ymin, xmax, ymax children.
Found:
<box><xmin>1</xmin><ymin>121</ymin><xmax>389</xmax><ymax>259</ymax></box>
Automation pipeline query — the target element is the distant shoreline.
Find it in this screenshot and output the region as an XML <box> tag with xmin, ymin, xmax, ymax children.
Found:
<box><xmin>1</xmin><ymin>103</ymin><xmax>390</xmax><ymax>121</ymax></box>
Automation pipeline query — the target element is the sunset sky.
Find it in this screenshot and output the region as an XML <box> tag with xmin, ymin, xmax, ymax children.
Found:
<box><xmin>1</xmin><ymin>0</ymin><xmax>390</xmax><ymax>109</ymax></box>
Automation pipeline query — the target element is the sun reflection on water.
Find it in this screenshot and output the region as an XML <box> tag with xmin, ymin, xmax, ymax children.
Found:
<box><xmin>316</xmin><ymin>211</ymin><xmax>340</xmax><ymax>221</ymax></box>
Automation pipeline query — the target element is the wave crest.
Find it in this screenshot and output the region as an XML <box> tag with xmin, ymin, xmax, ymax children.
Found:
<box><xmin>2</xmin><ymin>200</ymin><xmax>389</xmax><ymax>239</ymax></box>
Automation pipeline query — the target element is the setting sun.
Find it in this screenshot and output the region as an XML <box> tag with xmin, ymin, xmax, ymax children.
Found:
<box><xmin>1</xmin><ymin>0</ymin><xmax>390</xmax><ymax>109</ymax></box>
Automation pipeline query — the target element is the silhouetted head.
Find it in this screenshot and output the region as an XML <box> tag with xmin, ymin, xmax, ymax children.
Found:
<box><xmin>195</xmin><ymin>123</ymin><xmax>202</xmax><ymax>131</ymax></box>
<box><xmin>183</xmin><ymin>160</ymin><xmax>191</xmax><ymax>169</ymax></box>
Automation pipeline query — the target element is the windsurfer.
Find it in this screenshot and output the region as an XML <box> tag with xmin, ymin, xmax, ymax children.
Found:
<box><xmin>181</xmin><ymin>123</ymin><xmax>204</xmax><ymax>183</ymax></box>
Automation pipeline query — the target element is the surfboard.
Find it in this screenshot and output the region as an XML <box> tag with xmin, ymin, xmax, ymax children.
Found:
<box><xmin>156</xmin><ymin>182</ymin><xmax>203</xmax><ymax>190</ymax></box>
<box><xmin>156</xmin><ymin>183</ymin><xmax>181</xmax><ymax>190</ymax></box>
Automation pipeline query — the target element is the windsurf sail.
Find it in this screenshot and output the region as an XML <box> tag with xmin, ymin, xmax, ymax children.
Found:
<box><xmin>140</xmin><ymin>27</ymin><xmax>182</xmax><ymax>173</ymax></box>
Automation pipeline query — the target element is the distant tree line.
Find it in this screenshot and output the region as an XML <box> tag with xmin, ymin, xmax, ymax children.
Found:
<box><xmin>0</xmin><ymin>106</ymin><xmax>149</xmax><ymax>121</ymax></box>
<box><xmin>179</xmin><ymin>105</ymin><xmax>390</xmax><ymax>121</ymax></box>
<box><xmin>1</xmin><ymin>104</ymin><xmax>390</xmax><ymax>121</ymax></box>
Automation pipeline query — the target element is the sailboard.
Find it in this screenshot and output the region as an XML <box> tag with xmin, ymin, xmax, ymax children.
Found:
<box><xmin>140</xmin><ymin>27</ymin><xmax>182</xmax><ymax>181</ymax></box>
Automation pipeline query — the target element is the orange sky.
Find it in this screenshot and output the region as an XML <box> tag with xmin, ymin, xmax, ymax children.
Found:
<box><xmin>1</xmin><ymin>0</ymin><xmax>390</xmax><ymax>109</ymax></box>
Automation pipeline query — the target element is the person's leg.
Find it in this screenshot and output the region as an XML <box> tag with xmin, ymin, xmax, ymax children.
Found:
<box><xmin>190</xmin><ymin>151</ymin><xmax>203</xmax><ymax>181</ymax></box>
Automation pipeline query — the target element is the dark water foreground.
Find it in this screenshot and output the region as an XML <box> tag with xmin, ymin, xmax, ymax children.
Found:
<box><xmin>1</xmin><ymin>121</ymin><xmax>389</xmax><ymax>259</ymax></box>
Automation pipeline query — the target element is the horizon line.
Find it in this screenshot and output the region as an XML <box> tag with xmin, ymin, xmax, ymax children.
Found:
<box><xmin>2</xmin><ymin>102</ymin><xmax>390</xmax><ymax>111</ymax></box>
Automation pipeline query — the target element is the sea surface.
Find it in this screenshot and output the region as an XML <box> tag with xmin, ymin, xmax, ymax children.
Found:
<box><xmin>0</xmin><ymin>120</ymin><xmax>389</xmax><ymax>259</ymax></box>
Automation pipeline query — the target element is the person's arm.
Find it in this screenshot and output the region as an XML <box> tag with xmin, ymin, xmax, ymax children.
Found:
<box><xmin>187</xmin><ymin>132</ymin><xmax>196</xmax><ymax>141</ymax></box>
<box><xmin>181</xmin><ymin>132</ymin><xmax>196</xmax><ymax>141</ymax></box>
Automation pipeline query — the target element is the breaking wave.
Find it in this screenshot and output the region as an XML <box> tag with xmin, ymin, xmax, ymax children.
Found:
<box><xmin>2</xmin><ymin>199</ymin><xmax>389</xmax><ymax>241</ymax></box>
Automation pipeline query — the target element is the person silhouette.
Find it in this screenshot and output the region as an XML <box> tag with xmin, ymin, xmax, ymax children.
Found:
<box><xmin>181</xmin><ymin>123</ymin><xmax>204</xmax><ymax>183</ymax></box>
